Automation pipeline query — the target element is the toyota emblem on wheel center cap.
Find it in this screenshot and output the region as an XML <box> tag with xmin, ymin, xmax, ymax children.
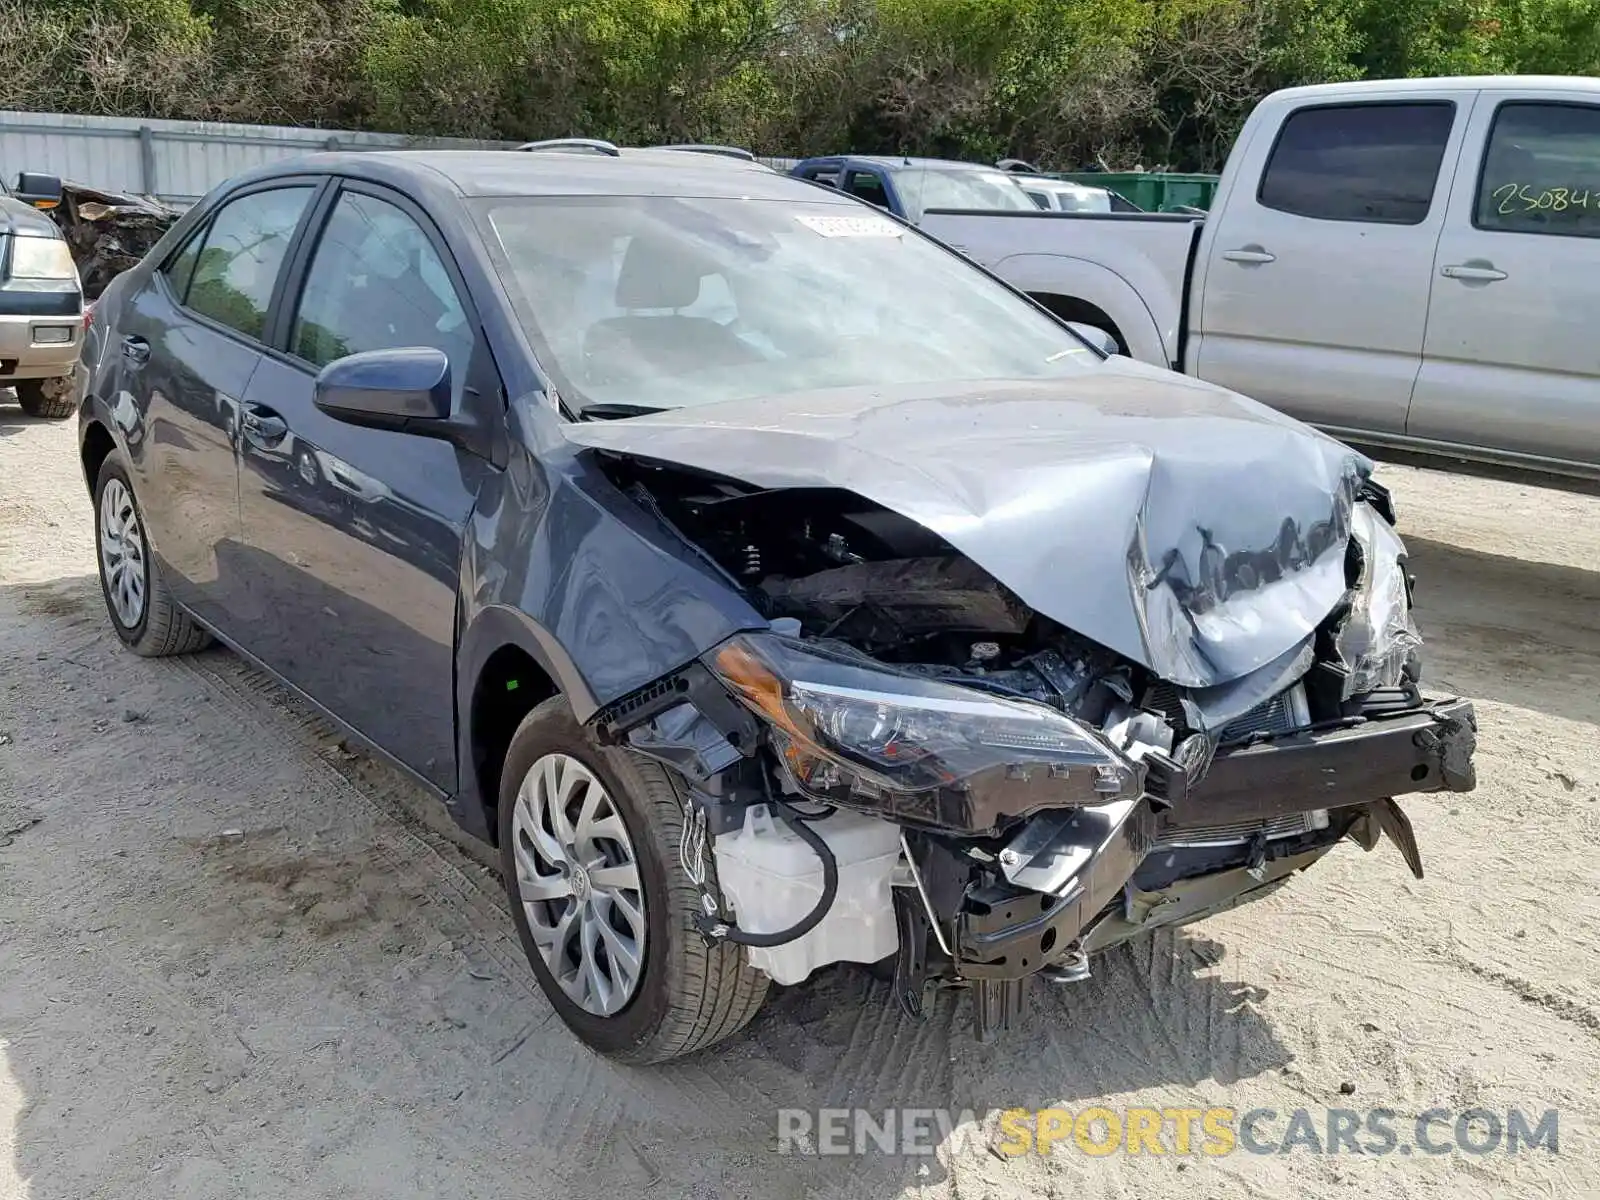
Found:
<box><xmin>568</xmin><ymin>862</ymin><xmax>592</xmax><ymax>902</ymax></box>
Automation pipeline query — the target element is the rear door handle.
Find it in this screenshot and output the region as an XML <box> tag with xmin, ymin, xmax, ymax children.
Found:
<box><xmin>121</xmin><ymin>336</ymin><xmax>150</xmax><ymax>366</ymax></box>
<box><xmin>1222</xmin><ymin>247</ymin><xmax>1276</xmax><ymax>264</ymax></box>
<box><xmin>240</xmin><ymin>403</ymin><xmax>288</xmax><ymax>444</ymax></box>
<box><xmin>1441</xmin><ymin>263</ymin><xmax>1507</xmax><ymax>282</ymax></box>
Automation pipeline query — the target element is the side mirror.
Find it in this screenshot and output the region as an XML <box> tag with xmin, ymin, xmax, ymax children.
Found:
<box><xmin>314</xmin><ymin>347</ymin><xmax>452</xmax><ymax>431</ymax></box>
<box><xmin>15</xmin><ymin>172</ymin><xmax>63</xmax><ymax>210</ymax></box>
<box><xmin>1066</xmin><ymin>322</ymin><xmax>1120</xmax><ymax>357</ymax></box>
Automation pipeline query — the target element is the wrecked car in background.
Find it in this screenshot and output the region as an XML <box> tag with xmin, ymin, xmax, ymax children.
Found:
<box><xmin>50</xmin><ymin>181</ymin><xmax>180</xmax><ymax>302</ymax></box>
<box><xmin>75</xmin><ymin>146</ymin><xmax>1477</xmax><ymax>1063</ymax></box>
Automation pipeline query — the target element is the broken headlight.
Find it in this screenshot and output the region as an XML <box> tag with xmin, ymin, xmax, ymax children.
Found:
<box><xmin>707</xmin><ymin>633</ymin><xmax>1134</xmax><ymax>798</ymax></box>
<box><xmin>1335</xmin><ymin>502</ymin><xmax>1423</xmax><ymax>698</ymax></box>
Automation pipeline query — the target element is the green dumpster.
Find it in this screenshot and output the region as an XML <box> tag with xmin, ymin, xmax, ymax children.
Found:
<box><xmin>1050</xmin><ymin>172</ymin><xmax>1219</xmax><ymax>213</ymax></box>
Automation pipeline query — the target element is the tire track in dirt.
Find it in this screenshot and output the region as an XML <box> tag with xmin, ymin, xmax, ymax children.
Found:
<box><xmin>170</xmin><ymin>646</ymin><xmax>797</xmax><ymax>1150</ymax></box>
<box><xmin>173</xmin><ymin>652</ymin><xmax>534</xmax><ymax>990</ymax></box>
<box><xmin>1443</xmin><ymin>952</ymin><xmax>1600</xmax><ymax>1039</ymax></box>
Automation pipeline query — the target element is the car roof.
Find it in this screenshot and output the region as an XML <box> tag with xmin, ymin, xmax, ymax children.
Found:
<box><xmin>225</xmin><ymin>148</ymin><xmax>858</xmax><ymax>204</ymax></box>
<box><xmin>796</xmin><ymin>155</ymin><xmax>1006</xmax><ymax>173</ymax></box>
<box><xmin>1271</xmin><ymin>74</ymin><xmax>1600</xmax><ymax>103</ymax></box>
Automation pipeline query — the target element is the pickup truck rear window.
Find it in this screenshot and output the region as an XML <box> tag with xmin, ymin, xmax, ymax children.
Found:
<box><xmin>1475</xmin><ymin>101</ymin><xmax>1600</xmax><ymax>239</ymax></box>
<box><xmin>1258</xmin><ymin>101</ymin><xmax>1455</xmax><ymax>226</ymax></box>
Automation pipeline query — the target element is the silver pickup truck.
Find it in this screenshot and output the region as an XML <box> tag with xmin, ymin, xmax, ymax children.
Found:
<box><xmin>2</xmin><ymin>172</ymin><xmax>84</xmax><ymax>419</ymax></box>
<box><xmin>907</xmin><ymin>76</ymin><xmax>1600</xmax><ymax>484</ymax></box>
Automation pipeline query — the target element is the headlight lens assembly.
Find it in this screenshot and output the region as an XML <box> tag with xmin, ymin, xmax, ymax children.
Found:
<box><xmin>1336</xmin><ymin>502</ymin><xmax>1423</xmax><ymax>698</ymax></box>
<box><xmin>706</xmin><ymin>633</ymin><xmax>1136</xmax><ymax>803</ymax></box>
<box><xmin>6</xmin><ymin>236</ymin><xmax>78</xmax><ymax>292</ymax></box>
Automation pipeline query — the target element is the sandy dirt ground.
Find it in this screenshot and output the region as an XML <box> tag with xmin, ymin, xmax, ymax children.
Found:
<box><xmin>2</xmin><ymin>397</ymin><xmax>1597</xmax><ymax>1199</ymax></box>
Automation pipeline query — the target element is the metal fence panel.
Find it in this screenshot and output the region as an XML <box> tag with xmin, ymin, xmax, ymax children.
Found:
<box><xmin>0</xmin><ymin>110</ymin><xmax>515</xmax><ymax>207</ymax></box>
<box><xmin>0</xmin><ymin>112</ymin><xmax>809</xmax><ymax>206</ymax></box>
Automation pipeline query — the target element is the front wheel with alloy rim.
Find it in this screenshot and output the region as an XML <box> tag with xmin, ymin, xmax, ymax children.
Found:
<box><xmin>93</xmin><ymin>451</ymin><xmax>212</xmax><ymax>657</ymax></box>
<box><xmin>498</xmin><ymin>696</ymin><xmax>769</xmax><ymax>1062</ymax></box>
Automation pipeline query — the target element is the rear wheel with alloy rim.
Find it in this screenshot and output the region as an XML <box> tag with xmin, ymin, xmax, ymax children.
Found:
<box><xmin>498</xmin><ymin>696</ymin><xmax>769</xmax><ymax>1062</ymax></box>
<box><xmin>93</xmin><ymin>450</ymin><xmax>212</xmax><ymax>657</ymax></box>
<box><xmin>99</xmin><ymin>477</ymin><xmax>146</xmax><ymax>630</ymax></box>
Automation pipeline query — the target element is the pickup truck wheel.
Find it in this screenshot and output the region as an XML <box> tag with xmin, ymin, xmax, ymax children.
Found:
<box><xmin>93</xmin><ymin>451</ymin><xmax>213</xmax><ymax>657</ymax></box>
<box><xmin>15</xmin><ymin>377</ymin><xmax>75</xmax><ymax>420</ymax></box>
<box><xmin>498</xmin><ymin>696</ymin><xmax>769</xmax><ymax>1063</ymax></box>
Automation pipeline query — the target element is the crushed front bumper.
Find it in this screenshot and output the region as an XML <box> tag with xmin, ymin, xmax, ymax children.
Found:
<box><xmin>1153</xmin><ymin>696</ymin><xmax>1477</xmax><ymax>833</ymax></box>
<box><xmin>949</xmin><ymin>697</ymin><xmax>1477</xmax><ymax>982</ymax></box>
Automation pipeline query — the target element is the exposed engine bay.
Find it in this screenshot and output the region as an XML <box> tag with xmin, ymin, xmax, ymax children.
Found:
<box><xmin>595</xmin><ymin>453</ymin><xmax>1479</xmax><ymax>1038</ymax></box>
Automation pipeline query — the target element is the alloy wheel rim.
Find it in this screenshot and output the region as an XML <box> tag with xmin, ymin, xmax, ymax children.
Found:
<box><xmin>511</xmin><ymin>753</ymin><xmax>647</xmax><ymax>1017</ymax></box>
<box><xmin>99</xmin><ymin>478</ymin><xmax>147</xmax><ymax>629</ymax></box>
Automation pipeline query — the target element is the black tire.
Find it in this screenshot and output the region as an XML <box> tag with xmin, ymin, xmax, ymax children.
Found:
<box><xmin>498</xmin><ymin>696</ymin><xmax>769</xmax><ymax>1063</ymax></box>
<box><xmin>15</xmin><ymin>377</ymin><xmax>75</xmax><ymax>420</ymax></box>
<box><xmin>93</xmin><ymin>451</ymin><xmax>213</xmax><ymax>657</ymax></box>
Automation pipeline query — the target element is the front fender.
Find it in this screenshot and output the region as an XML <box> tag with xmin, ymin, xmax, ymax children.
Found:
<box><xmin>459</xmin><ymin>409</ymin><xmax>768</xmax><ymax>711</ymax></box>
<box><xmin>452</xmin><ymin>430</ymin><xmax>768</xmax><ymax>837</ymax></box>
<box><xmin>457</xmin><ymin>602</ymin><xmax>598</xmax><ymax>724</ymax></box>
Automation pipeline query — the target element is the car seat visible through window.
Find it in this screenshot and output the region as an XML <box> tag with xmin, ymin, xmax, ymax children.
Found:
<box><xmin>581</xmin><ymin>235</ymin><xmax>763</xmax><ymax>386</ymax></box>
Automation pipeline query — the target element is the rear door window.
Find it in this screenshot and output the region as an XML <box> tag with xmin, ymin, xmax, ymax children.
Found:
<box><xmin>797</xmin><ymin>165</ymin><xmax>840</xmax><ymax>188</ymax></box>
<box><xmin>1475</xmin><ymin>102</ymin><xmax>1600</xmax><ymax>237</ymax></box>
<box><xmin>1258</xmin><ymin>102</ymin><xmax>1456</xmax><ymax>225</ymax></box>
<box><xmin>185</xmin><ymin>187</ymin><xmax>314</xmax><ymax>340</ymax></box>
<box><xmin>845</xmin><ymin>170</ymin><xmax>891</xmax><ymax>209</ymax></box>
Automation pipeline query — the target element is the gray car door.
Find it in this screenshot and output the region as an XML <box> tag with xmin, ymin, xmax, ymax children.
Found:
<box><xmin>115</xmin><ymin>183</ymin><xmax>318</xmax><ymax>630</ymax></box>
<box><xmin>233</xmin><ymin>182</ymin><xmax>500</xmax><ymax>789</ymax></box>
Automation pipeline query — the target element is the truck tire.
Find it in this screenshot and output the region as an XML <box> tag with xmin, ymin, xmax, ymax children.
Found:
<box><xmin>93</xmin><ymin>450</ymin><xmax>213</xmax><ymax>657</ymax></box>
<box><xmin>15</xmin><ymin>377</ymin><xmax>75</xmax><ymax>420</ymax></box>
<box><xmin>498</xmin><ymin>696</ymin><xmax>769</xmax><ymax>1063</ymax></box>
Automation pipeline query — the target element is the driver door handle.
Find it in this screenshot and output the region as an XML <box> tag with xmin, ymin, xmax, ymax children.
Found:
<box><xmin>1441</xmin><ymin>263</ymin><xmax>1507</xmax><ymax>282</ymax></box>
<box><xmin>240</xmin><ymin>402</ymin><xmax>288</xmax><ymax>444</ymax></box>
<box><xmin>1222</xmin><ymin>247</ymin><xmax>1277</xmax><ymax>264</ymax></box>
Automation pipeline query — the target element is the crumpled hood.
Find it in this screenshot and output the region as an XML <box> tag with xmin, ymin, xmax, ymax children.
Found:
<box><xmin>564</xmin><ymin>361</ymin><xmax>1372</xmax><ymax>688</ymax></box>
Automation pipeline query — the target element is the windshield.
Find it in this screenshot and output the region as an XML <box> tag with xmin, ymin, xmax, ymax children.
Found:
<box><xmin>1034</xmin><ymin>183</ymin><xmax>1114</xmax><ymax>214</ymax></box>
<box><xmin>480</xmin><ymin>196</ymin><xmax>1099</xmax><ymax>414</ymax></box>
<box><xmin>893</xmin><ymin>167</ymin><xmax>1038</xmax><ymax>218</ymax></box>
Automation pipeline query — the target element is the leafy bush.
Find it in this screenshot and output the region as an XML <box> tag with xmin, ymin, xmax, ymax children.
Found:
<box><xmin>4</xmin><ymin>0</ymin><xmax>1597</xmax><ymax>170</ymax></box>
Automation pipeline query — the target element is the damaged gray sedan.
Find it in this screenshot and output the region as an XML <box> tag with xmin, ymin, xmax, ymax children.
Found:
<box><xmin>77</xmin><ymin>148</ymin><xmax>1476</xmax><ymax>1063</ymax></box>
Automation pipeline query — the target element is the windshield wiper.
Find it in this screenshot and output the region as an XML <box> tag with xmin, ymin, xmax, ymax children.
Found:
<box><xmin>576</xmin><ymin>401</ymin><xmax>668</xmax><ymax>421</ymax></box>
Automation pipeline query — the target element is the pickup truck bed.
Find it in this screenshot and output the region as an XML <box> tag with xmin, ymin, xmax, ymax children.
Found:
<box><xmin>918</xmin><ymin>209</ymin><xmax>1200</xmax><ymax>367</ymax></box>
